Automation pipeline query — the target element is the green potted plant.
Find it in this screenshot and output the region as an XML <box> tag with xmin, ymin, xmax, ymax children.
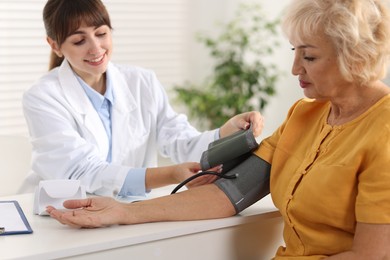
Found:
<box><xmin>174</xmin><ymin>3</ymin><xmax>281</xmax><ymax>129</ymax></box>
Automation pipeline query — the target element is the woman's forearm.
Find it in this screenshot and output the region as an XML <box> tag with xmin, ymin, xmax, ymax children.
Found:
<box><xmin>47</xmin><ymin>184</ymin><xmax>237</xmax><ymax>228</ymax></box>
<box><xmin>123</xmin><ymin>184</ymin><xmax>236</xmax><ymax>224</ymax></box>
<box><xmin>326</xmin><ymin>223</ymin><xmax>390</xmax><ymax>260</ymax></box>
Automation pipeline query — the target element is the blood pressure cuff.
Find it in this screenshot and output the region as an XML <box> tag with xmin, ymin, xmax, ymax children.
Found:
<box><xmin>214</xmin><ymin>154</ymin><xmax>271</xmax><ymax>214</ymax></box>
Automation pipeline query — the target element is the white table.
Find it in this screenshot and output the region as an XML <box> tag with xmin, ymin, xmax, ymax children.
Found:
<box><xmin>0</xmin><ymin>186</ymin><xmax>283</xmax><ymax>260</ymax></box>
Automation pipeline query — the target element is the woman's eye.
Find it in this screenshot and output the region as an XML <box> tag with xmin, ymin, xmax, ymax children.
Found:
<box><xmin>304</xmin><ymin>56</ymin><xmax>315</xmax><ymax>62</ymax></box>
<box><xmin>97</xmin><ymin>32</ymin><xmax>106</xmax><ymax>37</ymax></box>
<box><xmin>73</xmin><ymin>39</ymin><xmax>85</xmax><ymax>46</ymax></box>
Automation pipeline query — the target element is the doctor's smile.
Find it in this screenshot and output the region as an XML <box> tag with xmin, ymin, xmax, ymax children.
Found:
<box><xmin>85</xmin><ymin>54</ymin><xmax>106</xmax><ymax>65</ymax></box>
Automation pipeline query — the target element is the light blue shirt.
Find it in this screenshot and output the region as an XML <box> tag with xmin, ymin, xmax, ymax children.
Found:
<box><xmin>76</xmin><ymin>72</ymin><xmax>147</xmax><ymax>197</ymax></box>
<box><xmin>77</xmin><ymin>74</ymin><xmax>114</xmax><ymax>162</ymax></box>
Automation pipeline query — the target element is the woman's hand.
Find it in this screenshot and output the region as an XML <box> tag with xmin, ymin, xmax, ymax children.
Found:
<box><xmin>46</xmin><ymin>197</ymin><xmax>128</xmax><ymax>228</ymax></box>
<box><xmin>219</xmin><ymin>111</ymin><xmax>264</xmax><ymax>138</ymax></box>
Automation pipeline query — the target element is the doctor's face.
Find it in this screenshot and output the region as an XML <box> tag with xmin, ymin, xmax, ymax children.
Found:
<box><xmin>51</xmin><ymin>24</ymin><xmax>113</xmax><ymax>85</ymax></box>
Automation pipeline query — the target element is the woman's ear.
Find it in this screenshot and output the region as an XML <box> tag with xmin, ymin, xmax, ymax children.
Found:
<box><xmin>46</xmin><ymin>37</ymin><xmax>63</xmax><ymax>57</ymax></box>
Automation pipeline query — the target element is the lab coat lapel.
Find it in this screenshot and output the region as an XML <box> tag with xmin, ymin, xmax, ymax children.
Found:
<box><xmin>108</xmin><ymin>63</ymin><xmax>138</xmax><ymax>163</ymax></box>
<box><xmin>58</xmin><ymin>60</ymin><xmax>109</xmax><ymax>158</ymax></box>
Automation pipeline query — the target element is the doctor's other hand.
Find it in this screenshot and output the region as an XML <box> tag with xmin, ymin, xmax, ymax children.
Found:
<box><xmin>219</xmin><ymin>111</ymin><xmax>264</xmax><ymax>138</ymax></box>
<box><xmin>173</xmin><ymin>162</ymin><xmax>219</xmax><ymax>189</ymax></box>
<box><xmin>46</xmin><ymin>197</ymin><xmax>126</xmax><ymax>228</ymax></box>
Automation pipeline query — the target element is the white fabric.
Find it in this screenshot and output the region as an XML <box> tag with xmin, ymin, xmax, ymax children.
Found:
<box><xmin>20</xmin><ymin>60</ymin><xmax>217</xmax><ymax>197</ymax></box>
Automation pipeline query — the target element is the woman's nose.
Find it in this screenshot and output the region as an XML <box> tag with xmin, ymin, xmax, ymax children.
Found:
<box><xmin>88</xmin><ymin>38</ymin><xmax>100</xmax><ymax>55</ymax></box>
<box><xmin>291</xmin><ymin>57</ymin><xmax>304</xmax><ymax>76</ymax></box>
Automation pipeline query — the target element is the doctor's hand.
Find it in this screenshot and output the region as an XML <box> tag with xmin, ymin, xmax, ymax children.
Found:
<box><xmin>145</xmin><ymin>162</ymin><xmax>218</xmax><ymax>190</ymax></box>
<box><xmin>46</xmin><ymin>197</ymin><xmax>127</xmax><ymax>228</ymax></box>
<box><xmin>173</xmin><ymin>162</ymin><xmax>219</xmax><ymax>189</ymax></box>
<box><xmin>219</xmin><ymin>111</ymin><xmax>264</xmax><ymax>138</ymax></box>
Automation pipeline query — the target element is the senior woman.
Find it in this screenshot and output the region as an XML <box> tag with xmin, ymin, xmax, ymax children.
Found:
<box><xmin>48</xmin><ymin>0</ymin><xmax>390</xmax><ymax>259</ymax></box>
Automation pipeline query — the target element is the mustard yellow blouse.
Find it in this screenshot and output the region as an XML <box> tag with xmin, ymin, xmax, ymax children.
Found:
<box><xmin>254</xmin><ymin>95</ymin><xmax>390</xmax><ymax>259</ymax></box>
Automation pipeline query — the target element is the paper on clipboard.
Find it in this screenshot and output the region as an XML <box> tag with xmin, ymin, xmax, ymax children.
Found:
<box><xmin>0</xmin><ymin>200</ymin><xmax>33</xmax><ymax>235</ymax></box>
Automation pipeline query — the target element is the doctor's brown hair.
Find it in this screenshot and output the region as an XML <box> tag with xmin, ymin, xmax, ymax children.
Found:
<box><xmin>43</xmin><ymin>0</ymin><xmax>112</xmax><ymax>70</ymax></box>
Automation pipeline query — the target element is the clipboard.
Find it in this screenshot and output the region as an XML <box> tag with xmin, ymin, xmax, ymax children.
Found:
<box><xmin>0</xmin><ymin>200</ymin><xmax>33</xmax><ymax>235</ymax></box>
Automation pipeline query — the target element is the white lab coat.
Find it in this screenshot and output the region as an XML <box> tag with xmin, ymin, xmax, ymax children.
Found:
<box><xmin>20</xmin><ymin>60</ymin><xmax>217</xmax><ymax>197</ymax></box>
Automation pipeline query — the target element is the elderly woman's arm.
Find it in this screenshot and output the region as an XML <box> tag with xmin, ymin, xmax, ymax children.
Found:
<box><xmin>326</xmin><ymin>222</ymin><xmax>390</xmax><ymax>260</ymax></box>
<box><xmin>47</xmin><ymin>184</ymin><xmax>236</xmax><ymax>228</ymax></box>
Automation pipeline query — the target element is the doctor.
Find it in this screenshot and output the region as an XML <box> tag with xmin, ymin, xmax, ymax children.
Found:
<box><xmin>21</xmin><ymin>0</ymin><xmax>264</xmax><ymax>198</ymax></box>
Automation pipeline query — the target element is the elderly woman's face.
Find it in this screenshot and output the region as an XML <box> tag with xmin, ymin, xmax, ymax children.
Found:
<box><xmin>290</xmin><ymin>32</ymin><xmax>350</xmax><ymax>101</ymax></box>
